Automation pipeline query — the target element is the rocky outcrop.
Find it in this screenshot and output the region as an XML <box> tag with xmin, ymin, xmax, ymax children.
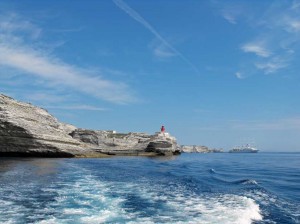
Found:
<box><xmin>0</xmin><ymin>94</ymin><xmax>94</xmax><ymax>157</ymax></box>
<box><xmin>0</xmin><ymin>94</ymin><xmax>179</xmax><ymax>157</ymax></box>
<box><xmin>180</xmin><ymin>145</ymin><xmax>223</xmax><ymax>153</ymax></box>
<box><xmin>71</xmin><ymin>129</ymin><xmax>180</xmax><ymax>156</ymax></box>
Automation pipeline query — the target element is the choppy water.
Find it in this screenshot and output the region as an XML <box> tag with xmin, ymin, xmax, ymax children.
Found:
<box><xmin>0</xmin><ymin>153</ymin><xmax>299</xmax><ymax>224</ymax></box>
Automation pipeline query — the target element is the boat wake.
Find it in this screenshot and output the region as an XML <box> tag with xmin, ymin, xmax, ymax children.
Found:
<box><xmin>0</xmin><ymin>162</ymin><xmax>263</xmax><ymax>224</ymax></box>
<box><xmin>234</xmin><ymin>179</ymin><xmax>258</xmax><ymax>185</ymax></box>
<box><xmin>1</xmin><ymin>155</ymin><xmax>299</xmax><ymax>224</ymax></box>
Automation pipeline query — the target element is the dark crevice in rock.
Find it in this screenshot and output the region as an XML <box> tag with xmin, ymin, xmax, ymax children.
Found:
<box><xmin>0</xmin><ymin>121</ymin><xmax>73</xmax><ymax>158</ymax></box>
<box><xmin>1</xmin><ymin>94</ymin><xmax>180</xmax><ymax>157</ymax></box>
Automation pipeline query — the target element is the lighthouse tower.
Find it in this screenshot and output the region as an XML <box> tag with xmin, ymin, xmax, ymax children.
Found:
<box><xmin>161</xmin><ymin>125</ymin><xmax>165</xmax><ymax>133</ymax></box>
<box><xmin>154</xmin><ymin>125</ymin><xmax>176</xmax><ymax>142</ymax></box>
<box><xmin>156</xmin><ymin>125</ymin><xmax>169</xmax><ymax>138</ymax></box>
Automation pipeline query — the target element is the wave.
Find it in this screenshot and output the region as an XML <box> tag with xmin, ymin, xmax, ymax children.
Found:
<box><xmin>211</xmin><ymin>176</ymin><xmax>259</xmax><ymax>187</ymax></box>
<box><xmin>0</xmin><ymin>163</ymin><xmax>263</xmax><ymax>224</ymax></box>
<box><xmin>244</xmin><ymin>189</ymin><xmax>300</xmax><ymax>224</ymax></box>
<box><xmin>137</xmin><ymin>191</ymin><xmax>263</xmax><ymax>224</ymax></box>
<box><xmin>41</xmin><ymin>172</ymin><xmax>263</xmax><ymax>223</ymax></box>
<box><xmin>234</xmin><ymin>179</ymin><xmax>258</xmax><ymax>185</ymax></box>
<box><xmin>209</xmin><ymin>168</ymin><xmax>216</xmax><ymax>174</ymax></box>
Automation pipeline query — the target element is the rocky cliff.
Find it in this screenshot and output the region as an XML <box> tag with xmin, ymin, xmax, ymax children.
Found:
<box><xmin>180</xmin><ymin>145</ymin><xmax>223</xmax><ymax>153</ymax></box>
<box><xmin>71</xmin><ymin>129</ymin><xmax>179</xmax><ymax>156</ymax></box>
<box><xmin>0</xmin><ymin>94</ymin><xmax>179</xmax><ymax>157</ymax></box>
<box><xmin>0</xmin><ymin>94</ymin><xmax>91</xmax><ymax>157</ymax></box>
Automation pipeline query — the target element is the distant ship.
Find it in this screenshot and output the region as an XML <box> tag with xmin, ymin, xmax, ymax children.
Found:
<box><xmin>229</xmin><ymin>144</ymin><xmax>259</xmax><ymax>153</ymax></box>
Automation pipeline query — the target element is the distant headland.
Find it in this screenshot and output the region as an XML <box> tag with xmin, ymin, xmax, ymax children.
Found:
<box><xmin>0</xmin><ymin>94</ymin><xmax>222</xmax><ymax>158</ymax></box>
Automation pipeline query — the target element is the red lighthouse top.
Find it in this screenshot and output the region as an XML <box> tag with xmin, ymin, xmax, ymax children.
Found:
<box><xmin>161</xmin><ymin>125</ymin><xmax>165</xmax><ymax>132</ymax></box>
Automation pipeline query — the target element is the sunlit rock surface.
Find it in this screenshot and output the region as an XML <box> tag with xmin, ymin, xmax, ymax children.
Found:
<box><xmin>71</xmin><ymin>130</ymin><xmax>180</xmax><ymax>156</ymax></box>
<box><xmin>180</xmin><ymin>145</ymin><xmax>223</xmax><ymax>153</ymax></box>
<box><xmin>0</xmin><ymin>94</ymin><xmax>179</xmax><ymax>157</ymax></box>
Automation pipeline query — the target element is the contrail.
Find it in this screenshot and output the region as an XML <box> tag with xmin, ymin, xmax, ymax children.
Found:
<box><xmin>113</xmin><ymin>0</ymin><xmax>199</xmax><ymax>73</ymax></box>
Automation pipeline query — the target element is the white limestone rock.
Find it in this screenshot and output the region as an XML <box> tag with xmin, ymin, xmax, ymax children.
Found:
<box><xmin>180</xmin><ymin>145</ymin><xmax>223</xmax><ymax>153</ymax></box>
<box><xmin>0</xmin><ymin>94</ymin><xmax>180</xmax><ymax>157</ymax></box>
<box><xmin>0</xmin><ymin>94</ymin><xmax>91</xmax><ymax>157</ymax></box>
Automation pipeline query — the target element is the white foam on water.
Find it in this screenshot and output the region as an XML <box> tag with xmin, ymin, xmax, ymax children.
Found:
<box><xmin>0</xmin><ymin>199</ymin><xmax>14</xmax><ymax>206</ymax></box>
<box><xmin>80</xmin><ymin>209</ymin><xmax>122</xmax><ymax>224</ymax></box>
<box><xmin>63</xmin><ymin>208</ymin><xmax>86</xmax><ymax>215</ymax></box>
<box><xmin>0</xmin><ymin>221</ymin><xmax>16</xmax><ymax>224</ymax></box>
<box><xmin>0</xmin><ymin>164</ymin><xmax>263</xmax><ymax>224</ymax></box>
<box><xmin>39</xmin><ymin>174</ymin><xmax>128</xmax><ymax>223</ymax></box>
<box><xmin>183</xmin><ymin>194</ymin><xmax>262</xmax><ymax>224</ymax></box>
<box><xmin>0</xmin><ymin>197</ymin><xmax>30</xmax><ymax>223</ymax></box>
<box><xmin>36</xmin><ymin>217</ymin><xmax>58</xmax><ymax>224</ymax></box>
<box><xmin>116</xmin><ymin>183</ymin><xmax>263</xmax><ymax>224</ymax></box>
<box><xmin>246</xmin><ymin>190</ymin><xmax>300</xmax><ymax>222</ymax></box>
<box><xmin>242</xmin><ymin>179</ymin><xmax>258</xmax><ymax>185</ymax></box>
<box><xmin>45</xmin><ymin>178</ymin><xmax>260</xmax><ymax>224</ymax></box>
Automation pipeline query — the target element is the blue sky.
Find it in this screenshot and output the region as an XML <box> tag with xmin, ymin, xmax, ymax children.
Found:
<box><xmin>0</xmin><ymin>0</ymin><xmax>300</xmax><ymax>151</ymax></box>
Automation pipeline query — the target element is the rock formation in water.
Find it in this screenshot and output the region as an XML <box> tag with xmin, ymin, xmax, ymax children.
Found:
<box><xmin>71</xmin><ymin>129</ymin><xmax>179</xmax><ymax>156</ymax></box>
<box><xmin>180</xmin><ymin>145</ymin><xmax>223</xmax><ymax>153</ymax></box>
<box><xmin>0</xmin><ymin>94</ymin><xmax>179</xmax><ymax>157</ymax></box>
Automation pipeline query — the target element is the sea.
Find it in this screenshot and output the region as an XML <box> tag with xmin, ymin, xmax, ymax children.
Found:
<box><xmin>0</xmin><ymin>153</ymin><xmax>299</xmax><ymax>224</ymax></box>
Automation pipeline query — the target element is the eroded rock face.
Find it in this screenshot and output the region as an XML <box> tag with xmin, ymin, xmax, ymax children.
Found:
<box><xmin>0</xmin><ymin>94</ymin><xmax>92</xmax><ymax>157</ymax></box>
<box><xmin>180</xmin><ymin>145</ymin><xmax>223</xmax><ymax>153</ymax></box>
<box><xmin>71</xmin><ymin>129</ymin><xmax>180</xmax><ymax>156</ymax></box>
<box><xmin>0</xmin><ymin>94</ymin><xmax>179</xmax><ymax>157</ymax></box>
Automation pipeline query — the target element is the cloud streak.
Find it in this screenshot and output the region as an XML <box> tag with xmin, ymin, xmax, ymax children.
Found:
<box><xmin>230</xmin><ymin>117</ymin><xmax>300</xmax><ymax>131</ymax></box>
<box><xmin>151</xmin><ymin>41</ymin><xmax>177</xmax><ymax>58</ymax></box>
<box><xmin>0</xmin><ymin>45</ymin><xmax>134</xmax><ymax>103</ymax></box>
<box><xmin>235</xmin><ymin>72</ymin><xmax>245</xmax><ymax>79</ymax></box>
<box><xmin>255</xmin><ymin>57</ymin><xmax>288</xmax><ymax>74</ymax></box>
<box><xmin>241</xmin><ymin>42</ymin><xmax>271</xmax><ymax>57</ymax></box>
<box><xmin>222</xmin><ymin>12</ymin><xmax>236</xmax><ymax>24</ymax></box>
<box><xmin>193</xmin><ymin>117</ymin><xmax>300</xmax><ymax>131</ymax></box>
<box><xmin>113</xmin><ymin>0</ymin><xmax>198</xmax><ymax>72</ymax></box>
<box><xmin>0</xmin><ymin>13</ymin><xmax>42</xmax><ymax>39</ymax></box>
<box><xmin>0</xmin><ymin>13</ymin><xmax>135</xmax><ymax>104</ymax></box>
<box><xmin>44</xmin><ymin>105</ymin><xmax>108</xmax><ymax>111</ymax></box>
<box><xmin>215</xmin><ymin>1</ymin><xmax>300</xmax><ymax>77</ymax></box>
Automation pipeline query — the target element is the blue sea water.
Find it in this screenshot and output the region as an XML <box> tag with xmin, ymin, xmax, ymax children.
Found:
<box><xmin>0</xmin><ymin>153</ymin><xmax>299</xmax><ymax>224</ymax></box>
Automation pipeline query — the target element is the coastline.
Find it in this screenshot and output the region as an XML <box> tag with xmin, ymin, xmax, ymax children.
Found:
<box><xmin>0</xmin><ymin>94</ymin><xmax>180</xmax><ymax>158</ymax></box>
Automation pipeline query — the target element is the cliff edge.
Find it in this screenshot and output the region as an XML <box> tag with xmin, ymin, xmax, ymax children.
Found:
<box><xmin>180</xmin><ymin>145</ymin><xmax>223</xmax><ymax>153</ymax></box>
<box><xmin>0</xmin><ymin>94</ymin><xmax>179</xmax><ymax>157</ymax></box>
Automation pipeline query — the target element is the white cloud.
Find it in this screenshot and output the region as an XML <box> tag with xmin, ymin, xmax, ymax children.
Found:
<box><xmin>0</xmin><ymin>45</ymin><xmax>134</xmax><ymax>103</ymax></box>
<box><xmin>130</xmin><ymin>116</ymin><xmax>300</xmax><ymax>132</ymax></box>
<box><xmin>255</xmin><ymin>57</ymin><xmax>288</xmax><ymax>74</ymax></box>
<box><xmin>0</xmin><ymin>14</ymin><xmax>135</xmax><ymax>104</ymax></box>
<box><xmin>222</xmin><ymin>12</ymin><xmax>236</xmax><ymax>24</ymax></box>
<box><xmin>231</xmin><ymin>117</ymin><xmax>300</xmax><ymax>131</ymax></box>
<box><xmin>152</xmin><ymin>43</ymin><xmax>177</xmax><ymax>58</ymax></box>
<box><xmin>241</xmin><ymin>42</ymin><xmax>271</xmax><ymax>58</ymax></box>
<box><xmin>213</xmin><ymin>1</ymin><xmax>244</xmax><ymax>24</ymax></box>
<box><xmin>287</xmin><ymin>19</ymin><xmax>300</xmax><ymax>32</ymax></box>
<box><xmin>291</xmin><ymin>0</ymin><xmax>300</xmax><ymax>10</ymax></box>
<box><xmin>235</xmin><ymin>72</ymin><xmax>244</xmax><ymax>79</ymax></box>
<box><xmin>255</xmin><ymin>62</ymin><xmax>284</xmax><ymax>74</ymax></box>
<box><xmin>0</xmin><ymin>13</ymin><xmax>41</xmax><ymax>39</ymax></box>
<box><xmin>44</xmin><ymin>105</ymin><xmax>107</xmax><ymax>111</ymax></box>
<box><xmin>113</xmin><ymin>0</ymin><xmax>198</xmax><ymax>72</ymax></box>
<box><xmin>216</xmin><ymin>1</ymin><xmax>300</xmax><ymax>76</ymax></box>
<box><xmin>24</xmin><ymin>92</ymin><xmax>68</xmax><ymax>104</ymax></box>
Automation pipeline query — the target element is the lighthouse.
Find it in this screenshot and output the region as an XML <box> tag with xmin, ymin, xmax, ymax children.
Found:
<box><xmin>161</xmin><ymin>125</ymin><xmax>165</xmax><ymax>133</ymax></box>
<box><xmin>155</xmin><ymin>125</ymin><xmax>173</xmax><ymax>139</ymax></box>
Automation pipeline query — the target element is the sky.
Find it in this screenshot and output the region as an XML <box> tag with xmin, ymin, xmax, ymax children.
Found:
<box><xmin>0</xmin><ymin>0</ymin><xmax>300</xmax><ymax>151</ymax></box>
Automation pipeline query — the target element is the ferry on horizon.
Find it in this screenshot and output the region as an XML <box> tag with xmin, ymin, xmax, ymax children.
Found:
<box><xmin>229</xmin><ymin>144</ymin><xmax>259</xmax><ymax>153</ymax></box>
